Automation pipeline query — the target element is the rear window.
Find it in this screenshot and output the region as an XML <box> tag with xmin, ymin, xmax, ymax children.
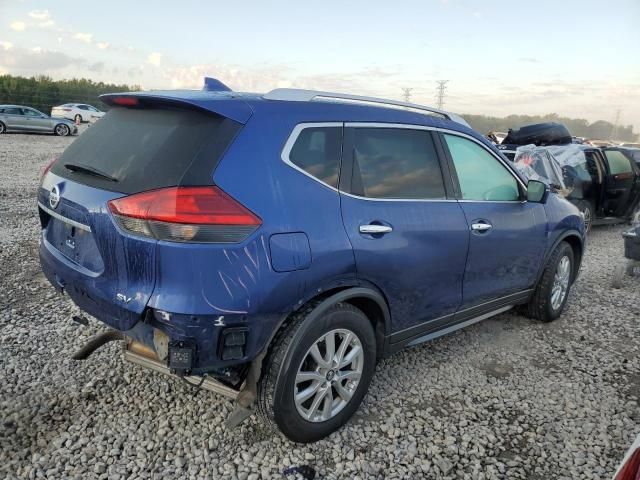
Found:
<box><xmin>604</xmin><ymin>150</ymin><xmax>633</xmax><ymax>175</ymax></box>
<box><xmin>289</xmin><ymin>126</ymin><xmax>342</xmax><ymax>188</ymax></box>
<box><xmin>51</xmin><ymin>107</ymin><xmax>241</xmax><ymax>194</ymax></box>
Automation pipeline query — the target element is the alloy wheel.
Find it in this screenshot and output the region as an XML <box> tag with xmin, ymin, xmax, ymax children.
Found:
<box><xmin>582</xmin><ymin>206</ymin><xmax>592</xmax><ymax>232</ymax></box>
<box><xmin>551</xmin><ymin>255</ymin><xmax>571</xmax><ymax>310</ymax></box>
<box><xmin>294</xmin><ymin>328</ymin><xmax>364</xmax><ymax>423</ymax></box>
<box><xmin>56</xmin><ymin>124</ymin><xmax>69</xmax><ymax>136</ymax></box>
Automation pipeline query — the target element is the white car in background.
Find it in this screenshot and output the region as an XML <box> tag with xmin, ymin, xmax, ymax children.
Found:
<box><xmin>51</xmin><ymin>103</ymin><xmax>105</xmax><ymax>123</ymax></box>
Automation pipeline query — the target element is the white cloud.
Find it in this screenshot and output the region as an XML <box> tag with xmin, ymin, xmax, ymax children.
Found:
<box><xmin>28</xmin><ymin>10</ymin><xmax>54</xmax><ymax>27</ymax></box>
<box><xmin>97</xmin><ymin>42</ymin><xmax>109</xmax><ymax>50</ymax></box>
<box><xmin>73</xmin><ymin>32</ymin><xmax>93</xmax><ymax>44</ymax></box>
<box><xmin>28</xmin><ymin>10</ymin><xmax>50</xmax><ymax>20</ymax></box>
<box><xmin>147</xmin><ymin>52</ymin><xmax>162</xmax><ymax>66</ymax></box>
<box><xmin>10</xmin><ymin>21</ymin><xmax>26</xmax><ymax>32</ymax></box>
<box><xmin>0</xmin><ymin>41</ymin><xmax>13</xmax><ymax>51</ymax></box>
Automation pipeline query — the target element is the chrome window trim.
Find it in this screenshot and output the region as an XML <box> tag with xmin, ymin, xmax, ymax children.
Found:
<box><xmin>280</xmin><ymin>122</ymin><xmax>527</xmax><ymax>203</ymax></box>
<box><xmin>280</xmin><ymin>122</ymin><xmax>343</xmax><ymax>193</ymax></box>
<box><xmin>38</xmin><ymin>201</ymin><xmax>92</xmax><ymax>232</ymax></box>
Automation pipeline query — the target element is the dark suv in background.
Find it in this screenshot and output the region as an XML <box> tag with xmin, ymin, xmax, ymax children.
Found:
<box><xmin>38</xmin><ymin>87</ymin><xmax>585</xmax><ymax>442</ymax></box>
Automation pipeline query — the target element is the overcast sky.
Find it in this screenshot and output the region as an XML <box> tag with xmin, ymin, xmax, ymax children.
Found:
<box><xmin>1</xmin><ymin>0</ymin><xmax>639</xmax><ymax>129</ymax></box>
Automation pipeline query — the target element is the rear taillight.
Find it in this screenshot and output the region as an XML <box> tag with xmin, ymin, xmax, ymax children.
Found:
<box><xmin>41</xmin><ymin>157</ymin><xmax>57</xmax><ymax>181</ymax></box>
<box><xmin>108</xmin><ymin>186</ymin><xmax>261</xmax><ymax>243</ymax></box>
<box><xmin>615</xmin><ymin>447</ymin><xmax>640</xmax><ymax>480</ymax></box>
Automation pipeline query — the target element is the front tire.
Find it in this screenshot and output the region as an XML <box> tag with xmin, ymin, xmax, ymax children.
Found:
<box><xmin>54</xmin><ymin>124</ymin><xmax>70</xmax><ymax>136</ymax></box>
<box><xmin>0</xmin><ymin>121</ymin><xmax>5</xmax><ymax>134</ymax></box>
<box><xmin>257</xmin><ymin>302</ymin><xmax>376</xmax><ymax>443</ymax></box>
<box><xmin>525</xmin><ymin>241</ymin><xmax>574</xmax><ymax>322</ymax></box>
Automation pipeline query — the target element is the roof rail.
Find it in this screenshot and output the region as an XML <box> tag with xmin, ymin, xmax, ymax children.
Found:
<box><xmin>263</xmin><ymin>88</ymin><xmax>470</xmax><ymax>128</ymax></box>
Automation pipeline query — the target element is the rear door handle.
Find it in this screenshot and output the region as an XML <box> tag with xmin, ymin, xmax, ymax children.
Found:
<box><xmin>359</xmin><ymin>224</ymin><xmax>393</xmax><ymax>234</ymax></box>
<box><xmin>471</xmin><ymin>222</ymin><xmax>492</xmax><ymax>232</ymax></box>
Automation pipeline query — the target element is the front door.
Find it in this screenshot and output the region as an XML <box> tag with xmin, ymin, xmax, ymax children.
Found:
<box><xmin>21</xmin><ymin>108</ymin><xmax>50</xmax><ymax>132</ymax></box>
<box><xmin>440</xmin><ymin>133</ymin><xmax>548</xmax><ymax>308</ymax></box>
<box><xmin>339</xmin><ymin>125</ymin><xmax>469</xmax><ymax>335</ymax></box>
<box><xmin>602</xmin><ymin>149</ymin><xmax>640</xmax><ymax>217</ymax></box>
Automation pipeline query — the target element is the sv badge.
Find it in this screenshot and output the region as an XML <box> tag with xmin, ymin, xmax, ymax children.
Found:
<box><xmin>116</xmin><ymin>293</ymin><xmax>132</xmax><ymax>304</ymax></box>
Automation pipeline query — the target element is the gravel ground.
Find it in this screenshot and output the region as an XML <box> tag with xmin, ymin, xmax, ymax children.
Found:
<box><xmin>1</xmin><ymin>130</ymin><xmax>639</xmax><ymax>480</ymax></box>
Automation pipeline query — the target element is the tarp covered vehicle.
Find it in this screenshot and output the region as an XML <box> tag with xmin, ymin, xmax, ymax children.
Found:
<box><xmin>513</xmin><ymin>144</ymin><xmax>640</xmax><ymax>231</ymax></box>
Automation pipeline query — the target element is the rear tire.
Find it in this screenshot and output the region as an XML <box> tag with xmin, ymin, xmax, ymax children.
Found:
<box><xmin>74</xmin><ymin>114</ymin><xmax>82</xmax><ymax>124</ymax></box>
<box><xmin>0</xmin><ymin>121</ymin><xmax>5</xmax><ymax>134</ymax></box>
<box><xmin>576</xmin><ymin>200</ymin><xmax>593</xmax><ymax>233</ymax></box>
<box><xmin>524</xmin><ymin>241</ymin><xmax>574</xmax><ymax>322</ymax></box>
<box><xmin>256</xmin><ymin>302</ymin><xmax>376</xmax><ymax>443</ymax></box>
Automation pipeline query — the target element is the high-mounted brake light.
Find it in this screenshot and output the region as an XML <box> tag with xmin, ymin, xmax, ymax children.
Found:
<box><xmin>108</xmin><ymin>186</ymin><xmax>261</xmax><ymax>243</ymax></box>
<box><xmin>111</xmin><ymin>96</ymin><xmax>139</xmax><ymax>106</ymax></box>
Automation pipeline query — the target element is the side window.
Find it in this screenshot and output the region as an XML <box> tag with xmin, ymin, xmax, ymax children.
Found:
<box><xmin>444</xmin><ymin>134</ymin><xmax>520</xmax><ymax>201</ymax></box>
<box><xmin>289</xmin><ymin>126</ymin><xmax>341</xmax><ymax>188</ymax></box>
<box><xmin>350</xmin><ymin>128</ymin><xmax>446</xmax><ymax>199</ymax></box>
<box><xmin>5</xmin><ymin>107</ymin><xmax>22</xmax><ymax>115</ymax></box>
<box><xmin>78</xmin><ymin>105</ymin><xmax>89</xmax><ymax>111</ymax></box>
<box><xmin>604</xmin><ymin>151</ymin><xmax>632</xmax><ymax>175</ymax></box>
<box><xmin>22</xmin><ymin>108</ymin><xmax>40</xmax><ymax>117</ymax></box>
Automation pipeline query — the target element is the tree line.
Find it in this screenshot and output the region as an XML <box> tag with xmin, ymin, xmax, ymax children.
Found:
<box><xmin>0</xmin><ymin>75</ymin><xmax>140</xmax><ymax>115</ymax></box>
<box><xmin>463</xmin><ymin>112</ymin><xmax>638</xmax><ymax>142</ymax></box>
<box><xmin>1</xmin><ymin>74</ymin><xmax>637</xmax><ymax>141</ymax></box>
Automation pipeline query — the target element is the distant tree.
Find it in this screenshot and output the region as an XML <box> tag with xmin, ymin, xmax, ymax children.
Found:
<box><xmin>463</xmin><ymin>113</ymin><xmax>638</xmax><ymax>142</ymax></box>
<box><xmin>0</xmin><ymin>74</ymin><xmax>140</xmax><ymax>115</ymax></box>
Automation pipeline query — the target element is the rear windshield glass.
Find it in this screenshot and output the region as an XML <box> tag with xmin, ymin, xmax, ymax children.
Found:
<box><xmin>51</xmin><ymin>107</ymin><xmax>240</xmax><ymax>194</ymax></box>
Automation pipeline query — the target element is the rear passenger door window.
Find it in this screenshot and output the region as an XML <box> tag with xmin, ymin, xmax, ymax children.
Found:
<box><xmin>288</xmin><ymin>126</ymin><xmax>342</xmax><ymax>188</ymax></box>
<box><xmin>604</xmin><ymin>150</ymin><xmax>633</xmax><ymax>175</ymax></box>
<box><xmin>443</xmin><ymin>134</ymin><xmax>520</xmax><ymax>201</ymax></box>
<box><xmin>349</xmin><ymin>127</ymin><xmax>446</xmax><ymax>199</ymax></box>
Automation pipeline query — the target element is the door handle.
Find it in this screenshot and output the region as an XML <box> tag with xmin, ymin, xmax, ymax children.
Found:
<box><xmin>471</xmin><ymin>222</ymin><xmax>492</xmax><ymax>232</ymax></box>
<box><xmin>359</xmin><ymin>224</ymin><xmax>393</xmax><ymax>234</ymax></box>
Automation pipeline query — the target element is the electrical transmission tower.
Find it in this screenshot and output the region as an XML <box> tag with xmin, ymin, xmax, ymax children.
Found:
<box><xmin>401</xmin><ymin>88</ymin><xmax>413</xmax><ymax>103</ymax></box>
<box><xmin>611</xmin><ymin>109</ymin><xmax>621</xmax><ymax>140</ymax></box>
<box><xmin>435</xmin><ymin>80</ymin><xmax>449</xmax><ymax>109</ymax></box>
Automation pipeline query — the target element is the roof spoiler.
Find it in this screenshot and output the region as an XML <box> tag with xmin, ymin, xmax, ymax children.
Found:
<box><xmin>203</xmin><ymin>77</ymin><xmax>232</xmax><ymax>92</ymax></box>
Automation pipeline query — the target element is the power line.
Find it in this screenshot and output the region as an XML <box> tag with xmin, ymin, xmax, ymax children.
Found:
<box><xmin>435</xmin><ymin>80</ymin><xmax>449</xmax><ymax>109</ymax></box>
<box><xmin>401</xmin><ymin>88</ymin><xmax>413</xmax><ymax>103</ymax></box>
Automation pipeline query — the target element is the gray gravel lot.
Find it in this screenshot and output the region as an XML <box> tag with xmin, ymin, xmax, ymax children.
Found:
<box><xmin>1</xmin><ymin>130</ymin><xmax>639</xmax><ymax>479</ymax></box>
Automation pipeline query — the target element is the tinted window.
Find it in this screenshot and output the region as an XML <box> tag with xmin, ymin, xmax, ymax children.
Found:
<box><xmin>289</xmin><ymin>127</ymin><xmax>341</xmax><ymax>188</ymax></box>
<box><xmin>22</xmin><ymin>108</ymin><xmax>41</xmax><ymax>117</ymax></box>
<box><xmin>444</xmin><ymin>134</ymin><xmax>519</xmax><ymax>201</ymax></box>
<box><xmin>604</xmin><ymin>151</ymin><xmax>632</xmax><ymax>174</ymax></box>
<box><xmin>3</xmin><ymin>107</ymin><xmax>22</xmax><ymax>115</ymax></box>
<box><xmin>51</xmin><ymin>107</ymin><xmax>241</xmax><ymax>194</ymax></box>
<box><xmin>351</xmin><ymin>128</ymin><xmax>445</xmax><ymax>199</ymax></box>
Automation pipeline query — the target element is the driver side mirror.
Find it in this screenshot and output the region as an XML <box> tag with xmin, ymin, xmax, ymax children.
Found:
<box><xmin>527</xmin><ymin>180</ymin><xmax>548</xmax><ymax>203</ymax></box>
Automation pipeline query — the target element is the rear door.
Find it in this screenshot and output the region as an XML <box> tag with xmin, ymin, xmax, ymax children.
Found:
<box><xmin>339</xmin><ymin>124</ymin><xmax>469</xmax><ymax>338</ymax></box>
<box><xmin>40</xmin><ymin>104</ymin><xmax>243</xmax><ymax>330</ymax></box>
<box><xmin>440</xmin><ymin>132</ymin><xmax>548</xmax><ymax>308</ymax></box>
<box><xmin>602</xmin><ymin>149</ymin><xmax>640</xmax><ymax>217</ymax></box>
<box><xmin>3</xmin><ymin>107</ymin><xmax>26</xmax><ymax>130</ymax></box>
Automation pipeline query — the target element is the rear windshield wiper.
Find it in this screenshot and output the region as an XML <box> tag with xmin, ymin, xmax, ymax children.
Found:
<box><xmin>64</xmin><ymin>163</ymin><xmax>118</xmax><ymax>182</ymax></box>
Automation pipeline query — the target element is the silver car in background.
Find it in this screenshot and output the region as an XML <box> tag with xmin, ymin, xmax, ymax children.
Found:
<box><xmin>0</xmin><ymin>105</ymin><xmax>78</xmax><ymax>136</ymax></box>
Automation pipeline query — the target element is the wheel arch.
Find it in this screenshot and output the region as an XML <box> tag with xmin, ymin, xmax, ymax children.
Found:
<box><xmin>544</xmin><ymin>230</ymin><xmax>584</xmax><ymax>283</ymax></box>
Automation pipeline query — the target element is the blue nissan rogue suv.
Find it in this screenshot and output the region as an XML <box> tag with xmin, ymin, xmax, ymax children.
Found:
<box><xmin>38</xmin><ymin>87</ymin><xmax>585</xmax><ymax>442</ymax></box>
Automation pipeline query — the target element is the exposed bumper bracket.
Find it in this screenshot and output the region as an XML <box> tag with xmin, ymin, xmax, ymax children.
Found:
<box><xmin>123</xmin><ymin>343</ymin><xmax>239</xmax><ymax>400</ymax></box>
